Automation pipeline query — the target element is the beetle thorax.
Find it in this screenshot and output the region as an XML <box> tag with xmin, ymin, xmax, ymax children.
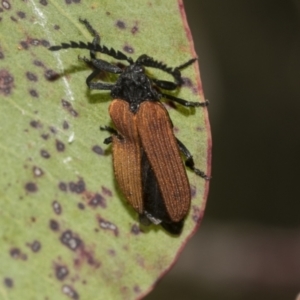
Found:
<box><xmin>111</xmin><ymin>63</ymin><xmax>159</xmax><ymax>113</ymax></box>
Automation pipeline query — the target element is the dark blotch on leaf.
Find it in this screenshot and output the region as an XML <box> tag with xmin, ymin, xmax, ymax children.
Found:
<box><xmin>102</xmin><ymin>186</ymin><xmax>112</xmax><ymax>197</ymax></box>
<box><xmin>77</xmin><ymin>203</ymin><xmax>85</xmax><ymax>210</ymax></box>
<box><xmin>20</xmin><ymin>41</ymin><xmax>28</xmax><ymax>50</ymax></box>
<box><xmin>131</xmin><ymin>224</ymin><xmax>141</xmax><ymax>235</ymax></box>
<box><xmin>131</xmin><ymin>26</ymin><xmax>138</xmax><ymax>34</ymax></box>
<box><xmin>41</xmin><ymin>39</ymin><xmax>50</xmax><ymax>47</ymax></box>
<box><xmin>55</xmin><ymin>265</ymin><xmax>69</xmax><ymax>281</ymax></box>
<box><xmin>10</xmin><ymin>248</ymin><xmax>20</xmax><ymax>258</ymax></box>
<box><xmin>116</xmin><ymin>20</ymin><xmax>126</xmax><ymax>29</ymax></box>
<box><xmin>62</xmin><ymin>285</ymin><xmax>79</xmax><ymax>300</ymax></box>
<box><xmin>123</xmin><ymin>45</ymin><xmax>134</xmax><ymax>54</ymax></box>
<box><xmin>89</xmin><ymin>193</ymin><xmax>106</xmax><ymax>208</ymax></box>
<box><xmin>30</xmin><ymin>240</ymin><xmax>41</xmax><ymax>252</ymax></box>
<box><xmin>30</xmin><ymin>120</ymin><xmax>42</xmax><ymax>128</ymax></box>
<box><xmin>41</xmin><ymin>133</ymin><xmax>49</xmax><ymax>140</ymax></box>
<box><xmin>0</xmin><ymin>51</ymin><xmax>4</xmax><ymax>59</ymax></box>
<box><xmin>58</xmin><ymin>182</ymin><xmax>67</xmax><ymax>192</ymax></box>
<box><xmin>54</xmin><ymin>24</ymin><xmax>60</xmax><ymax>30</ymax></box>
<box><xmin>49</xmin><ymin>219</ymin><xmax>59</xmax><ymax>231</ymax></box>
<box><xmin>26</xmin><ymin>71</ymin><xmax>38</xmax><ymax>81</ymax></box>
<box><xmin>45</xmin><ymin>69</ymin><xmax>59</xmax><ymax>81</ymax></box>
<box><xmin>33</xmin><ymin>166</ymin><xmax>44</xmax><ymax>177</ymax></box>
<box><xmin>4</xmin><ymin>278</ymin><xmax>13</xmax><ymax>288</ymax></box>
<box><xmin>56</xmin><ymin>139</ymin><xmax>65</xmax><ymax>152</ymax></box>
<box><xmin>29</xmin><ymin>89</ymin><xmax>38</xmax><ymax>98</ymax></box>
<box><xmin>25</xmin><ymin>182</ymin><xmax>38</xmax><ymax>192</ymax></box>
<box><xmin>40</xmin><ymin>149</ymin><xmax>50</xmax><ymax>159</ymax></box>
<box><xmin>63</xmin><ymin>120</ymin><xmax>69</xmax><ymax>130</ymax></box>
<box><xmin>69</xmin><ymin>179</ymin><xmax>85</xmax><ymax>194</ymax></box>
<box><xmin>92</xmin><ymin>145</ymin><xmax>103</xmax><ymax>155</ymax></box>
<box><xmin>39</xmin><ymin>0</ymin><xmax>47</xmax><ymax>5</ymax></box>
<box><xmin>61</xmin><ymin>99</ymin><xmax>78</xmax><ymax>117</ymax></box>
<box><xmin>60</xmin><ymin>230</ymin><xmax>82</xmax><ymax>251</ymax></box>
<box><xmin>52</xmin><ymin>200</ymin><xmax>62</xmax><ymax>215</ymax></box>
<box><xmin>10</xmin><ymin>16</ymin><xmax>17</xmax><ymax>22</ymax></box>
<box><xmin>0</xmin><ymin>69</ymin><xmax>14</xmax><ymax>96</ymax></box>
<box><xmin>98</xmin><ymin>217</ymin><xmax>118</xmax><ymax>236</ymax></box>
<box><xmin>17</xmin><ymin>11</ymin><xmax>25</xmax><ymax>18</ymax></box>
<box><xmin>2</xmin><ymin>1</ymin><xmax>11</xmax><ymax>10</ymax></box>
<box><xmin>33</xmin><ymin>60</ymin><xmax>44</xmax><ymax>67</ymax></box>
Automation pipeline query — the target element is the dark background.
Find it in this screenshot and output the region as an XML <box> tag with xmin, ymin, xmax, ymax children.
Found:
<box><xmin>146</xmin><ymin>1</ymin><xmax>300</xmax><ymax>299</ymax></box>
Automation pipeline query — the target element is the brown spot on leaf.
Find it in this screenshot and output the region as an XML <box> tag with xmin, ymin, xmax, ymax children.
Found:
<box><xmin>63</xmin><ymin>120</ymin><xmax>69</xmax><ymax>130</ymax></box>
<box><xmin>29</xmin><ymin>89</ymin><xmax>38</xmax><ymax>98</ymax></box>
<box><xmin>54</xmin><ymin>24</ymin><xmax>60</xmax><ymax>30</ymax></box>
<box><xmin>102</xmin><ymin>186</ymin><xmax>112</xmax><ymax>197</ymax></box>
<box><xmin>17</xmin><ymin>11</ymin><xmax>25</xmax><ymax>18</ymax></box>
<box><xmin>123</xmin><ymin>45</ymin><xmax>134</xmax><ymax>54</ymax></box>
<box><xmin>131</xmin><ymin>26</ymin><xmax>138</xmax><ymax>34</ymax></box>
<box><xmin>41</xmin><ymin>133</ymin><xmax>49</xmax><ymax>140</ymax></box>
<box><xmin>61</xmin><ymin>99</ymin><xmax>78</xmax><ymax>117</ymax></box>
<box><xmin>33</xmin><ymin>166</ymin><xmax>44</xmax><ymax>177</ymax></box>
<box><xmin>0</xmin><ymin>51</ymin><xmax>4</xmax><ymax>59</ymax></box>
<box><xmin>40</xmin><ymin>0</ymin><xmax>47</xmax><ymax>5</ymax></box>
<box><xmin>45</xmin><ymin>69</ymin><xmax>59</xmax><ymax>81</ymax></box>
<box><xmin>2</xmin><ymin>0</ymin><xmax>11</xmax><ymax>10</ymax></box>
<box><xmin>33</xmin><ymin>60</ymin><xmax>44</xmax><ymax>67</ymax></box>
<box><xmin>40</xmin><ymin>149</ymin><xmax>50</xmax><ymax>159</ymax></box>
<box><xmin>4</xmin><ymin>278</ymin><xmax>13</xmax><ymax>288</ymax></box>
<box><xmin>19</xmin><ymin>41</ymin><xmax>28</xmax><ymax>50</ymax></box>
<box><xmin>28</xmin><ymin>240</ymin><xmax>41</xmax><ymax>252</ymax></box>
<box><xmin>116</xmin><ymin>20</ymin><xmax>126</xmax><ymax>29</ymax></box>
<box><xmin>55</xmin><ymin>265</ymin><xmax>69</xmax><ymax>281</ymax></box>
<box><xmin>92</xmin><ymin>145</ymin><xmax>104</xmax><ymax>156</ymax></box>
<box><xmin>10</xmin><ymin>248</ymin><xmax>20</xmax><ymax>258</ymax></box>
<box><xmin>97</xmin><ymin>216</ymin><xmax>118</xmax><ymax>236</ymax></box>
<box><xmin>60</xmin><ymin>230</ymin><xmax>82</xmax><ymax>251</ymax></box>
<box><xmin>77</xmin><ymin>203</ymin><xmax>85</xmax><ymax>210</ymax></box>
<box><xmin>56</xmin><ymin>139</ymin><xmax>65</xmax><ymax>152</ymax></box>
<box><xmin>26</xmin><ymin>71</ymin><xmax>38</xmax><ymax>82</ymax></box>
<box><xmin>49</xmin><ymin>219</ymin><xmax>60</xmax><ymax>231</ymax></box>
<box><xmin>62</xmin><ymin>285</ymin><xmax>79</xmax><ymax>300</ymax></box>
<box><xmin>52</xmin><ymin>200</ymin><xmax>62</xmax><ymax>215</ymax></box>
<box><xmin>69</xmin><ymin>179</ymin><xmax>85</xmax><ymax>194</ymax></box>
<box><xmin>10</xmin><ymin>16</ymin><xmax>17</xmax><ymax>22</ymax></box>
<box><xmin>131</xmin><ymin>224</ymin><xmax>141</xmax><ymax>235</ymax></box>
<box><xmin>30</xmin><ymin>120</ymin><xmax>42</xmax><ymax>128</ymax></box>
<box><xmin>0</xmin><ymin>69</ymin><xmax>14</xmax><ymax>96</ymax></box>
<box><xmin>58</xmin><ymin>182</ymin><xmax>67</xmax><ymax>192</ymax></box>
<box><xmin>25</xmin><ymin>182</ymin><xmax>38</xmax><ymax>192</ymax></box>
<box><xmin>88</xmin><ymin>193</ymin><xmax>106</xmax><ymax>208</ymax></box>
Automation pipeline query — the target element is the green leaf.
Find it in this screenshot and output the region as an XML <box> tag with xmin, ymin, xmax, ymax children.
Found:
<box><xmin>0</xmin><ymin>0</ymin><xmax>211</xmax><ymax>299</ymax></box>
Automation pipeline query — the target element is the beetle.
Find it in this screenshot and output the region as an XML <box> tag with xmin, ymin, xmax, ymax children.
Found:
<box><xmin>49</xmin><ymin>19</ymin><xmax>209</xmax><ymax>235</ymax></box>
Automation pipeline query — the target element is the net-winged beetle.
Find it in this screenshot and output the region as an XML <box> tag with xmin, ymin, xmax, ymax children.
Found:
<box><xmin>49</xmin><ymin>19</ymin><xmax>210</xmax><ymax>235</ymax></box>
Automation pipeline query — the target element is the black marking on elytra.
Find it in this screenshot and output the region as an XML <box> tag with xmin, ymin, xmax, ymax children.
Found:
<box><xmin>25</xmin><ymin>182</ymin><xmax>38</xmax><ymax>192</ymax></box>
<box><xmin>92</xmin><ymin>145</ymin><xmax>104</xmax><ymax>155</ymax></box>
<box><xmin>0</xmin><ymin>69</ymin><xmax>14</xmax><ymax>96</ymax></box>
<box><xmin>60</xmin><ymin>230</ymin><xmax>82</xmax><ymax>251</ymax></box>
<box><xmin>69</xmin><ymin>179</ymin><xmax>85</xmax><ymax>194</ymax></box>
<box><xmin>40</xmin><ymin>149</ymin><xmax>50</xmax><ymax>159</ymax></box>
<box><xmin>49</xmin><ymin>219</ymin><xmax>60</xmax><ymax>231</ymax></box>
<box><xmin>56</xmin><ymin>139</ymin><xmax>65</xmax><ymax>152</ymax></box>
<box><xmin>4</xmin><ymin>278</ymin><xmax>13</xmax><ymax>288</ymax></box>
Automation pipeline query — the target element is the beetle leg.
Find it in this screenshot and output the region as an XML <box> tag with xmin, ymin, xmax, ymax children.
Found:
<box><xmin>176</xmin><ymin>138</ymin><xmax>211</xmax><ymax>180</ymax></box>
<box><xmin>161</xmin><ymin>93</ymin><xmax>209</xmax><ymax>107</ymax></box>
<box><xmin>100</xmin><ymin>126</ymin><xmax>123</xmax><ymax>144</ymax></box>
